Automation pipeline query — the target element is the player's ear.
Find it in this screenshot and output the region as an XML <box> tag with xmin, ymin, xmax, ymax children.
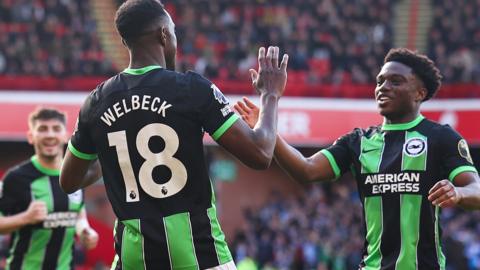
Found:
<box><xmin>27</xmin><ymin>129</ymin><xmax>34</xmax><ymax>145</ymax></box>
<box><xmin>159</xmin><ymin>27</ymin><xmax>167</xmax><ymax>46</ymax></box>
<box><xmin>60</xmin><ymin>125</ymin><xmax>68</xmax><ymax>144</ymax></box>
<box><xmin>415</xmin><ymin>87</ymin><xmax>427</xmax><ymax>102</ymax></box>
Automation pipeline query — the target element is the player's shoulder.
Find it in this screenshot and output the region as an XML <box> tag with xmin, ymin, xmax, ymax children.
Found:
<box><xmin>92</xmin><ymin>74</ymin><xmax>124</xmax><ymax>100</ymax></box>
<box><xmin>350</xmin><ymin>125</ymin><xmax>381</xmax><ymax>139</ymax></box>
<box><xmin>183</xmin><ymin>71</ymin><xmax>223</xmax><ymax>101</ymax></box>
<box><xmin>420</xmin><ymin>118</ymin><xmax>460</xmax><ymax>137</ymax></box>
<box><xmin>332</xmin><ymin>126</ymin><xmax>378</xmax><ymax>146</ymax></box>
<box><xmin>142</xmin><ymin>69</ymin><xmax>209</xmax><ymax>92</ymax></box>
<box><xmin>183</xmin><ymin>70</ymin><xmax>213</xmax><ymax>88</ymax></box>
<box><xmin>78</xmin><ymin>74</ymin><xmax>124</xmax><ymax>115</ymax></box>
<box><xmin>2</xmin><ymin>159</ymin><xmax>37</xmax><ymax>184</ymax></box>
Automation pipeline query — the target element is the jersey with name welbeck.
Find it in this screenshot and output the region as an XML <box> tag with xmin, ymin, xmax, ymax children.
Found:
<box><xmin>70</xmin><ymin>68</ymin><xmax>239</xmax><ymax>269</ymax></box>
<box><xmin>101</xmin><ymin>94</ymin><xmax>172</xmax><ymax>126</ymax></box>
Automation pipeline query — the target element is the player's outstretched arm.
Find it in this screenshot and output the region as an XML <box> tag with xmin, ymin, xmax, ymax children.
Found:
<box><xmin>234</xmin><ymin>97</ymin><xmax>336</xmax><ymax>182</ymax></box>
<box><xmin>217</xmin><ymin>46</ymin><xmax>288</xmax><ymax>169</ymax></box>
<box><xmin>428</xmin><ymin>172</ymin><xmax>480</xmax><ymax>209</ymax></box>
<box><xmin>60</xmin><ymin>153</ymin><xmax>102</xmax><ymax>194</ymax></box>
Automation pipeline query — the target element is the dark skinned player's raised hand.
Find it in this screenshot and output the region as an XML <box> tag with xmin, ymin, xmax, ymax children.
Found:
<box><xmin>250</xmin><ymin>46</ymin><xmax>288</xmax><ymax>98</ymax></box>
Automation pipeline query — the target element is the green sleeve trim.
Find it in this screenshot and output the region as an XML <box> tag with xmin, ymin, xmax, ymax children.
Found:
<box><xmin>448</xmin><ymin>165</ymin><xmax>478</xmax><ymax>182</ymax></box>
<box><xmin>68</xmin><ymin>141</ymin><xmax>97</xmax><ymax>160</ymax></box>
<box><xmin>320</xmin><ymin>149</ymin><xmax>341</xmax><ymax>180</ymax></box>
<box><xmin>212</xmin><ymin>114</ymin><xmax>240</xmax><ymax>141</ymax></box>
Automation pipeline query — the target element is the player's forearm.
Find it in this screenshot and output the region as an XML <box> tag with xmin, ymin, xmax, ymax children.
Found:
<box><xmin>274</xmin><ymin>135</ymin><xmax>312</xmax><ymax>183</ymax></box>
<box><xmin>457</xmin><ymin>182</ymin><xmax>480</xmax><ymax>209</ymax></box>
<box><xmin>81</xmin><ymin>160</ymin><xmax>102</xmax><ymax>188</ymax></box>
<box><xmin>250</xmin><ymin>93</ymin><xmax>280</xmax><ymax>162</ymax></box>
<box><xmin>0</xmin><ymin>212</ymin><xmax>30</xmax><ymax>234</ymax></box>
<box><xmin>60</xmin><ymin>152</ymin><xmax>89</xmax><ymax>193</ymax></box>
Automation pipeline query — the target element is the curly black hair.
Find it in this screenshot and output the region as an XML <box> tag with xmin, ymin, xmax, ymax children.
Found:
<box><xmin>384</xmin><ymin>48</ymin><xmax>442</xmax><ymax>101</ymax></box>
<box><xmin>115</xmin><ymin>0</ymin><xmax>168</xmax><ymax>45</ymax></box>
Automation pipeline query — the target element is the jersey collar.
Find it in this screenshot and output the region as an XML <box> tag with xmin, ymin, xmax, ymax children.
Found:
<box><xmin>123</xmin><ymin>65</ymin><xmax>162</xmax><ymax>75</ymax></box>
<box><xmin>31</xmin><ymin>156</ymin><xmax>60</xmax><ymax>176</ymax></box>
<box><xmin>382</xmin><ymin>114</ymin><xmax>425</xmax><ymax>131</ymax></box>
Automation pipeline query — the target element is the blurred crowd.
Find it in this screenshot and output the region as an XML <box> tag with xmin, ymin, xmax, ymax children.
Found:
<box><xmin>170</xmin><ymin>0</ymin><xmax>395</xmax><ymax>85</ymax></box>
<box><xmin>427</xmin><ymin>0</ymin><xmax>480</xmax><ymax>84</ymax></box>
<box><xmin>232</xmin><ymin>180</ymin><xmax>364</xmax><ymax>270</ymax></box>
<box><xmin>0</xmin><ymin>0</ymin><xmax>116</xmax><ymax>76</ymax></box>
<box><xmin>1</xmin><ymin>0</ymin><xmax>479</xmax><ymax>87</ymax></box>
<box><xmin>232</xmin><ymin>178</ymin><xmax>480</xmax><ymax>270</ymax></box>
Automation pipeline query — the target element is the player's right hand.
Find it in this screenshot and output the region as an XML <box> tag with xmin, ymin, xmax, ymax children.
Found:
<box><xmin>234</xmin><ymin>97</ymin><xmax>260</xmax><ymax>129</ymax></box>
<box><xmin>24</xmin><ymin>201</ymin><xmax>48</xmax><ymax>224</ymax></box>
<box><xmin>250</xmin><ymin>46</ymin><xmax>288</xmax><ymax>98</ymax></box>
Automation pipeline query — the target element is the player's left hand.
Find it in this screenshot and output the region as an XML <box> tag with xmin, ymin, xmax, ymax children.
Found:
<box><xmin>234</xmin><ymin>97</ymin><xmax>259</xmax><ymax>129</ymax></box>
<box><xmin>80</xmin><ymin>227</ymin><xmax>99</xmax><ymax>250</ymax></box>
<box><xmin>428</xmin><ymin>180</ymin><xmax>461</xmax><ymax>208</ymax></box>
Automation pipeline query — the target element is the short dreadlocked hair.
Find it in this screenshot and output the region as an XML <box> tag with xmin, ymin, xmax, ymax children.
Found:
<box><xmin>115</xmin><ymin>0</ymin><xmax>168</xmax><ymax>45</ymax></box>
<box><xmin>384</xmin><ymin>48</ymin><xmax>442</xmax><ymax>101</ymax></box>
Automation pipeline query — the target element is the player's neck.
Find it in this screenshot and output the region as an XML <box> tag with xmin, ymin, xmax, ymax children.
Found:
<box><xmin>128</xmin><ymin>47</ymin><xmax>166</xmax><ymax>69</ymax></box>
<box><xmin>384</xmin><ymin>111</ymin><xmax>420</xmax><ymax>125</ymax></box>
<box><xmin>35</xmin><ymin>154</ymin><xmax>63</xmax><ymax>170</ymax></box>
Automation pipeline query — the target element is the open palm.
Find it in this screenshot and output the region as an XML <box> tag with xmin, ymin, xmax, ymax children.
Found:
<box><xmin>234</xmin><ymin>97</ymin><xmax>260</xmax><ymax>129</ymax></box>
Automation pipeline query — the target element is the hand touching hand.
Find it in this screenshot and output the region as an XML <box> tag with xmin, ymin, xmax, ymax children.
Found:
<box><xmin>428</xmin><ymin>180</ymin><xmax>461</xmax><ymax>208</ymax></box>
<box><xmin>250</xmin><ymin>46</ymin><xmax>288</xmax><ymax>98</ymax></box>
<box><xmin>234</xmin><ymin>97</ymin><xmax>260</xmax><ymax>129</ymax></box>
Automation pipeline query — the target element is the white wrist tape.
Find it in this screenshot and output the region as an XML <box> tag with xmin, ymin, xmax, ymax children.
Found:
<box><xmin>76</xmin><ymin>219</ymin><xmax>89</xmax><ymax>236</ymax></box>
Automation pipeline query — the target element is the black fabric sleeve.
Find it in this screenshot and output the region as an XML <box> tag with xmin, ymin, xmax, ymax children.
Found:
<box><xmin>0</xmin><ymin>171</ymin><xmax>30</xmax><ymax>216</ymax></box>
<box><xmin>69</xmin><ymin>91</ymin><xmax>98</xmax><ymax>160</ymax></box>
<box><xmin>320</xmin><ymin>130</ymin><xmax>359</xmax><ymax>179</ymax></box>
<box><xmin>438</xmin><ymin>125</ymin><xmax>478</xmax><ymax>182</ymax></box>
<box><xmin>188</xmin><ymin>72</ymin><xmax>238</xmax><ymax>140</ymax></box>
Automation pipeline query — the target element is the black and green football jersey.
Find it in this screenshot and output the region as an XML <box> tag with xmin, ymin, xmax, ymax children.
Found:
<box><xmin>69</xmin><ymin>66</ymin><xmax>238</xmax><ymax>269</ymax></box>
<box><xmin>0</xmin><ymin>156</ymin><xmax>84</xmax><ymax>270</ymax></box>
<box><xmin>322</xmin><ymin>115</ymin><xmax>478</xmax><ymax>270</ymax></box>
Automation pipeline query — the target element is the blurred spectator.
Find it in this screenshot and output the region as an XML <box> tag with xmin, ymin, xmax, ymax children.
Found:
<box><xmin>167</xmin><ymin>0</ymin><xmax>395</xmax><ymax>85</ymax></box>
<box><xmin>428</xmin><ymin>0</ymin><xmax>480</xmax><ymax>85</ymax></box>
<box><xmin>0</xmin><ymin>0</ymin><xmax>115</xmax><ymax>76</ymax></box>
<box><xmin>1</xmin><ymin>0</ymin><xmax>480</xmax><ymax>95</ymax></box>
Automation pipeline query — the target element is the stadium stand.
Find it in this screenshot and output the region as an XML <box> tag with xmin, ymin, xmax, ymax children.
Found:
<box><xmin>0</xmin><ymin>0</ymin><xmax>479</xmax><ymax>97</ymax></box>
<box><xmin>0</xmin><ymin>0</ymin><xmax>116</xmax><ymax>77</ymax></box>
<box><xmin>427</xmin><ymin>0</ymin><xmax>480</xmax><ymax>84</ymax></box>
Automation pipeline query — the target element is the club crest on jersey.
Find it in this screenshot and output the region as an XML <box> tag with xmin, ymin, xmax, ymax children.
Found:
<box><xmin>68</xmin><ymin>190</ymin><xmax>83</xmax><ymax>204</ymax></box>
<box><xmin>403</xmin><ymin>138</ymin><xmax>427</xmax><ymax>157</ymax></box>
<box><xmin>211</xmin><ymin>84</ymin><xmax>229</xmax><ymax>105</ymax></box>
<box><xmin>458</xmin><ymin>139</ymin><xmax>473</xmax><ymax>164</ymax></box>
